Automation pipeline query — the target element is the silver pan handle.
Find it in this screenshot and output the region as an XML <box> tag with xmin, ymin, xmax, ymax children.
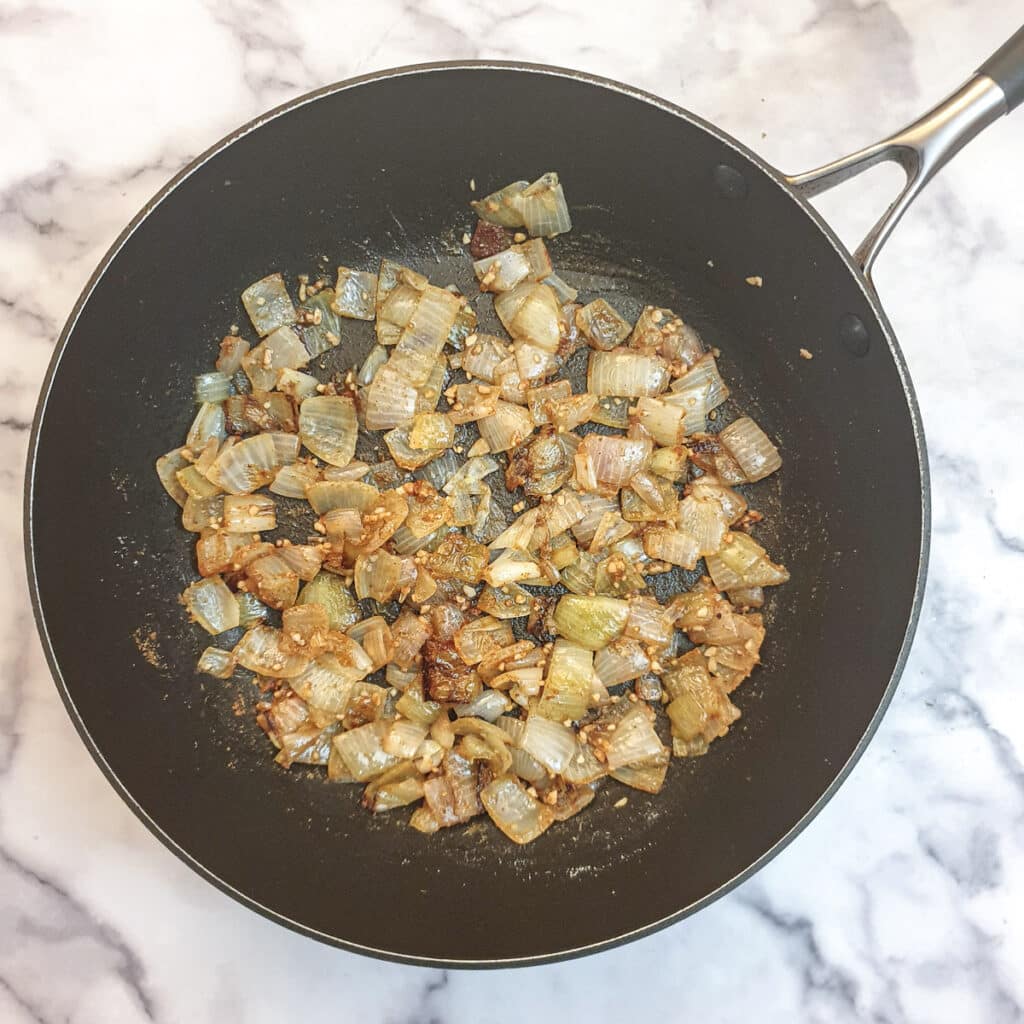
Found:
<box><xmin>784</xmin><ymin>25</ymin><xmax>1023</xmax><ymax>283</ymax></box>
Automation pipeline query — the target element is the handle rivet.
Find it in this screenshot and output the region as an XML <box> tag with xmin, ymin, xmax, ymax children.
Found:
<box><xmin>839</xmin><ymin>313</ymin><xmax>870</xmax><ymax>356</ymax></box>
<box><xmin>713</xmin><ymin>164</ymin><xmax>748</xmax><ymax>199</ymax></box>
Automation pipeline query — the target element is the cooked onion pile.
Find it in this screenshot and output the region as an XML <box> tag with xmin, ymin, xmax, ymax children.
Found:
<box><xmin>156</xmin><ymin>171</ymin><xmax>788</xmax><ymax>843</ymax></box>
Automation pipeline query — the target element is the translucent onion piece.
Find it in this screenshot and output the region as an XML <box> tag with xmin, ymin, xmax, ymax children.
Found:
<box><xmin>630</xmin><ymin>306</ymin><xmax>704</xmax><ymax>367</ymax></box>
<box><xmin>482</xmin><ymin>550</ymin><xmax>542</xmax><ymax>587</ymax></box>
<box><xmin>705</xmin><ymin>532</ymin><xmax>790</xmax><ymax>590</ymax></box>
<box><xmin>643</xmin><ymin>527</ymin><xmax>701</xmax><ymax>569</ymax></box>
<box><xmin>241</xmin><ymin>273</ymin><xmax>296</xmax><ymax>337</ymax></box>
<box><xmin>624</xmin><ymin>597</ymin><xmax>674</xmax><ymax>648</ymax></box>
<box><xmin>195</xmin><ymin>529</ymin><xmax>250</xmax><ymax>576</ymax></box>
<box><xmin>234</xmin><ymin>625</ymin><xmax>310</xmax><ymax>677</ymax></box>
<box><xmin>477</xmin><ymin>401</ymin><xmax>534</xmax><ymax>453</ymax></box>
<box><xmin>274</xmin><ymin>544</ymin><xmax>324</xmax><ymax>582</ymax></box>
<box><xmin>156</xmin><ymin>448</ymin><xmax>190</xmax><ymax>507</ymax></box>
<box><xmin>514</xmin><ymin>341</ymin><xmax>559</xmax><ymax>382</ymax></box>
<box><xmin>186</xmin><ymin>402</ymin><xmax>226</xmax><ymax>452</ymax></box>
<box><xmin>364</xmin><ymin>365</ymin><xmax>419</xmax><ymax>431</ymax></box>
<box><xmin>636</xmin><ymin>397</ymin><xmax>686</xmax><ymax>446</ymax></box>
<box><xmin>333</xmin><ymin>267</ymin><xmax>377</xmax><ymax>320</ymax></box>
<box><xmin>216</xmin><ymin>335</ymin><xmax>250</xmax><ymax>375</ymax></box>
<box><xmin>194</xmin><ymin>371</ymin><xmax>231</xmax><ymax>404</ymax></box>
<box><xmin>718</xmin><ymin>416</ymin><xmax>782</xmax><ymax>482</ymax></box>
<box><xmin>506</xmin><ymin>284</ymin><xmax>563</xmax><ymax>352</ymax></box>
<box><xmin>354</xmin><ymin>549</ymin><xmax>403</xmax><ymax>601</ymax></box>
<box><xmin>323</xmin><ymin>460</ymin><xmax>370</xmax><ymax>483</ymax></box>
<box><xmin>333</xmin><ymin>721</ymin><xmax>401</xmax><ymax>782</ymax></box>
<box><xmin>572</xmin><ymin>493</ymin><xmax>619</xmax><ymax>546</ymax></box>
<box><xmin>242</xmin><ymin>326</ymin><xmax>308</xmax><ymax>391</ymax></box>
<box><xmin>471</xmin><ymin>180</ymin><xmax>528</xmax><ymax>227</ymax></box>
<box><xmin>415</xmin><ymin>359</ymin><xmax>447</xmax><ymax>415</ymax></box>
<box><xmin>182</xmin><ymin>495</ymin><xmax>224</xmax><ymax>532</ymax></box>
<box><xmin>474</xmin><ymin>249</ymin><xmax>531</xmax><ymax>293</ymax></box>
<box><xmin>222</xmin><ymin>493</ymin><xmax>276</xmax><ymax>532</ymax></box>
<box><xmin>488</xmin><ymin>507</ymin><xmax>539</xmax><ymax>552</ymax></box>
<box><xmin>543</xmin><ymin>273</ymin><xmax>578</xmax><ymax>303</ymax></box>
<box><xmin>594</xmin><ymin>639</ymin><xmax>651</xmax><ymax>686</ymax></box>
<box><xmin>677</xmin><ymin>493</ymin><xmax>728</xmax><ymax>556</ymax></box>
<box><xmin>197</xmin><ymin>646</ymin><xmax>235</xmax><ymax>679</ymax></box>
<box><xmin>603</xmin><ymin>705</ymin><xmax>666</xmax><ymax>771</ymax></box>
<box><xmin>610</xmin><ymin>749</ymin><xmax>670</xmax><ymax>793</ymax></box>
<box><xmin>389</xmin><ymin>287</ymin><xmax>462</xmax><ymax>388</ymax></box>
<box><xmin>553</xmin><ymin>595</ymin><xmax>629</xmax><ymax>650</ymax></box>
<box><xmin>355</xmin><ymin>346</ymin><xmax>387</xmax><ymax>389</ymax></box>
<box><xmin>670</xmin><ymin>353</ymin><xmax>729</xmax><ymax>410</ymax></box>
<box><xmin>246</xmin><ymin>552</ymin><xmax>299</xmax><ymax>609</ymax></box>
<box><xmin>649</xmin><ymin>446</ymin><xmax>689</xmax><ymax>481</ymax></box>
<box><xmin>224</xmin><ymin>391</ymin><xmax>297</xmax><ymax>435</ymax></box>
<box><xmin>574</xmin><ymin>434</ymin><xmax>652</xmax><ymax>495</ymax></box>
<box><xmin>390</xmin><ymin>611</ymin><xmax>430</xmax><ymax>669</ymax></box>
<box><xmin>512</xmin><ymin>173</ymin><xmax>572</xmax><ymax>238</ymax></box>
<box><xmin>206</xmin><ymin>433</ymin><xmax>278</xmax><ymax>494</ymax></box>
<box><xmin>454</xmin><ymin>616</ymin><xmax>514</xmax><ymax>665</ymax></box>
<box><xmin>235</xmin><ymin>590</ymin><xmax>269</xmax><ymax>627</ymax></box>
<box><xmin>520</xmin><ymin>717</ymin><xmax>577</xmax><ymax>773</ymax></box>
<box><xmin>306</xmin><ymin>479</ymin><xmax>380</xmax><ymax>515</ymax></box>
<box><xmin>183</xmin><ymin>576</ymin><xmax>240</xmax><ymax>635</ymax></box>
<box><xmin>536</xmin><ymin>640</ymin><xmax>595</xmax><ymax>722</ymax></box>
<box><xmin>461</xmin><ymin>333</ymin><xmax>510</xmax><ymax>383</ymax></box>
<box><xmin>298</xmin><ymin>395</ymin><xmax>357</xmax><ymax>468</ymax></box>
<box><xmin>298</xmin><ymin>573</ymin><xmax>359</xmax><ymax>630</ymax></box>
<box><xmin>587</xmin><ymin>348</ymin><xmax>670</xmax><ymax>397</ymax></box>
<box><xmin>526</xmin><ymin>380</ymin><xmax>571</xmax><ymax>425</ymax></box>
<box><xmin>276</xmin><ymin>368</ymin><xmax>320</xmax><ymax>401</ymax></box>
<box><xmin>408</xmin><ymin>412</ymin><xmax>455</xmax><ymax>451</ymax></box>
<box><xmin>687</xmin><ymin>475</ymin><xmax>747</xmax><ymax>524</ymax></box>
<box><xmin>576</xmin><ymin>299</ymin><xmax>632</xmax><ymax>350</ymax></box>
<box><xmin>290</xmin><ymin>655</ymin><xmax>359</xmax><ymax>714</ymax></box>
<box><xmin>453</xmin><ymin>689</ymin><xmax>513</xmax><ymax>724</ymax></box>
<box><xmin>270</xmin><ymin>460</ymin><xmax>320</xmax><ymax>498</ymax></box>
<box><xmin>347</xmin><ymin>616</ymin><xmax>394</xmax><ymax>670</ymax></box>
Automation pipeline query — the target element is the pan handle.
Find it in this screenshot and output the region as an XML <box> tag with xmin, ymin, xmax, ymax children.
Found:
<box><xmin>783</xmin><ymin>25</ymin><xmax>1024</xmax><ymax>284</ymax></box>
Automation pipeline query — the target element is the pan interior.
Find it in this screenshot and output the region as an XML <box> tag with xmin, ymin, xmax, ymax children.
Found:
<box><xmin>28</xmin><ymin>67</ymin><xmax>923</xmax><ymax>964</ymax></box>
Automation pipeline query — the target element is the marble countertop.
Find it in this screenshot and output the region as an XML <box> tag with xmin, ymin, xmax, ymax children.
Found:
<box><xmin>3</xmin><ymin>1</ymin><xmax>1023</xmax><ymax>1020</ymax></box>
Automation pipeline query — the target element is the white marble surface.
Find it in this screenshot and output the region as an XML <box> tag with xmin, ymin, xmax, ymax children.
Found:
<box><xmin>2</xmin><ymin>0</ymin><xmax>1023</xmax><ymax>1020</ymax></box>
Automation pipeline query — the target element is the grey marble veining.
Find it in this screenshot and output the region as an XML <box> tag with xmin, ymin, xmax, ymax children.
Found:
<box><xmin>1</xmin><ymin>1</ymin><xmax>1022</xmax><ymax>1021</ymax></box>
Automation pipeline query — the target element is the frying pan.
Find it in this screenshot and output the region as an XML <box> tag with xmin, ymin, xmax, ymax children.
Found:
<box><xmin>25</xmin><ymin>29</ymin><xmax>1024</xmax><ymax>967</ymax></box>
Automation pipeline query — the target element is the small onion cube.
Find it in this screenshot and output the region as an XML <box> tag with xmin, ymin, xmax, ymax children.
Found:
<box><xmin>333</xmin><ymin>267</ymin><xmax>377</xmax><ymax>320</ymax></box>
<box><xmin>183</xmin><ymin>576</ymin><xmax>240</xmax><ymax>635</ymax></box>
<box><xmin>241</xmin><ymin>272</ymin><xmax>296</xmax><ymax>337</ymax></box>
<box><xmin>299</xmin><ymin>395</ymin><xmax>357</xmax><ymax>468</ymax></box>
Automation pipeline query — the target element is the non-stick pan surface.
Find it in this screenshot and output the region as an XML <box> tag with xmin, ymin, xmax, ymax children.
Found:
<box><xmin>26</xmin><ymin>64</ymin><xmax>926</xmax><ymax>965</ymax></box>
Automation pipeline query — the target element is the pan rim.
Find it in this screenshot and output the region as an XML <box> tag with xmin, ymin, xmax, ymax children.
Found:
<box><xmin>24</xmin><ymin>59</ymin><xmax>930</xmax><ymax>968</ymax></box>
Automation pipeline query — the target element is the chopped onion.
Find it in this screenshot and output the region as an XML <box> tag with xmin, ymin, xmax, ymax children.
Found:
<box><xmin>454</xmin><ymin>616</ymin><xmax>514</xmax><ymax>665</ymax></box>
<box><xmin>497</xmin><ymin>283</ymin><xmax>562</xmax><ymax>351</ymax></box>
<box><xmin>461</xmin><ymin>333</ymin><xmax>510</xmax><ymax>383</ymax></box>
<box><xmin>474</xmin><ymin>249</ymin><xmax>531</xmax><ymax>293</ymax></box>
<box><xmin>543</xmin><ymin>273</ymin><xmax>578</xmax><ymax>303</ymax></box>
<box><xmin>235</xmin><ymin>590</ymin><xmax>269</xmax><ymax>627</ymax></box>
<box><xmin>194</xmin><ymin>371</ymin><xmax>232</xmax><ymax>404</ymax></box>
<box><xmin>587</xmin><ymin>348</ymin><xmax>669</xmax><ymax>397</ymax></box>
<box><xmin>270</xmin><ymin>460</ymin><xmax>320</xmax><ymax>498</ymax></box>
<box><xmin>520</xmin><ymin>716</ymin><xmax>577</xmax><ymax>773</ymax></box>
<box><xmin>553</xmin><ymin>595</ymin><xmax>629</xmax><ymax>650</ymax></box>
<box><xmin>333</xmin><ymin>267</ymin><xmax>377</xmax><ymax>320</ymax></box>
<box><xmin>224</xmin><ymin>391</ymin><xmax>297</xmax><ymax>435</ymax></box>
<box><xmin>197</xmin><ymin>646</ymin><xmax>235</xmax><ymax>678</ymax></box>
<box><xmin>241</xmin><ymin>272</ymin><xmax>296</xmax><ymax>337</ymax></box>
<box><xmin>477</xmin><ymin>401</ymin><xmax>534</xmax><ymax>454</ymax></box>
<box><xmin>576</xmin><ymin>299</ymin><xmax>632</xmax><ymax>350</ymax></box>
<box><xmin>216</xmin><ymin>335</ymin><xmax>250</xmax><ymax>375</ymax></box>
<box><xmin>186</xmin><ymin>402</ymin><xmax>226</xmax><ymax>452</ymax></box>
<box><xmin>347</xmin><ymin>616</ymin><xmax>394</xmax><ymax>670</ymax></box>
<box><xmin>222</xmin><ymin>493</ymin><xmax>276</xmax><ymax>532</ymax></box>
<box><xmin>687</xmin><ymin>475</ymin><xmax>747</xmax><ymax>524</ymax></box>
<box><xmin>245</xmin><ymin>552</ymin><xmax>299</xmax><ymax>608</ymax></box>
<box><xmin>182</xmin><ymin>576</ymin><xmax>239</xmax><ymax>635</ymax></box>
<box><xmin>306</xmin><ymin>479</ymin><xmax>379</xmax><ymax>515</ymax></box>
<box><xmin>299</xmin><ymin>395</ymin><xmax>357</xmax><ymax>468</ymax></box>
<box><xmin>603</xmin><ymin>705</ymin><xmax>666</xmax><ymax>770</ymax></box>
<box><xmin>471</xmin><ymin>180</ymin><xmax>528</xmax><ymax>227</ymax></box>
<box><xmin>333</xmin><ymin>721</ymin><xmax>401</xmax><ymax>782</ymax></box>
<box><xmin>454</xmin><ymin>689</ymin><xmax>512</xmax><ymax>723</ymax></box>
<box><xmin>242</xmin><ymin>326</ymin><xmax>308</xmax><ymax>391</ymax></box>
<box><xmin>572</xmin><ymin>493</ymin><xmax>619</xmax><ymax>546</ymax></box>
<box><xmin>718</xmin><ymin>416</ymin><xmax>782</xmax><ymax>482</ymax></box>
<box><xmin>624</xmin><ymin>596</ymin><xmax>674</xmax><ymax>648</ymax></box>
<box><xmin>388</xmin><ymin>287</ymin><xmax>462</xmax><ymax>388</ymax></box>
<box><xmin>274</xmin><ymin>543</ymin><xmax>323</xmax><ymax>581</ymax></box>
<box><xmin>706</xmin><ymin>533</ymin><xmax>790</xmax><ymax>590</ymax></box>
<box><xmin>482</xmin><ymin>550</ymin><xmax>542</xmax><ymax>587</ymax></box>
<box><xmin>298</xmin><ymin>572</ymin><xmax>359</xmax><ymax>630</ymax></box>
<box><xmin>594</xmin><ymin>639</ymin><xmax>651</xmax><ymax>686</ymax></box>
<box><xmin>649</xmin><ymin>446</ymin><xmax>689</xmax><ymax>481</ymax></box>
<box><xmin>643</xmin><ymin>527</ymin><xmax>700</xmax><ymax>569</ymax></box>
<box><xmin>630</xmin><ymin>306</ymin><xmax>703</xmax><ymax>367</ymax></box>
<box><xmin>512</xmin><ymin>173</ymin><xmax>572</xmax><ymax>238</ymax></box>
<box><xmin>156</xmin><ymin>448</ymin><xmax>190</xmax><ymax>507</ymax></box>
<box><xmin>536</xmin><ymin>640</ymin><xmax>594</xmax><ymax>722</ymax></box>
<box><xmin>573</xmin><ymin>434</ymin><xmax>651</xmax><ymax>495</ymax></box>
<box><xmin>206</xmin><ymin>433</ymin><xmax>278</xmax><ymax>494</ymax></box>
<box><xmin>195</xmin><ymin>529</ymin><xmax>250</xmax><ymax>576</ymax></box>
<box><xmin>677</xmin><ymin>493</ymin><xmax>728</xmax><ymax>556</ymax></box>
<box><xmin>363</xmin><ymin>366</ymin><xmax>418</xmax><ymax>430</ymax></box>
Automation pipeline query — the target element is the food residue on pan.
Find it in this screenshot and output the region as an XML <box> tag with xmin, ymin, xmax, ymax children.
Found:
<box><xmin>799</xmin><ymin>348</ymin><xmax>813</xmax><ymax>360</ymax></box>
<box><xmin>745</xmin><ymin>275</ymin><xmax>763</xmax><ymax>287</ymax></box>
<box><xmin>132</xmin><ymin>626</ymin><xmax>167</xmax><ymax>670</ymax></box>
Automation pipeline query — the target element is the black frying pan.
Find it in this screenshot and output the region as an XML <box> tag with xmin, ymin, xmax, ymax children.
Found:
<box><xmin>25</xmin><ymin>30</ymin><xmax>1024</xmax><ymax>967</ymax></box>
